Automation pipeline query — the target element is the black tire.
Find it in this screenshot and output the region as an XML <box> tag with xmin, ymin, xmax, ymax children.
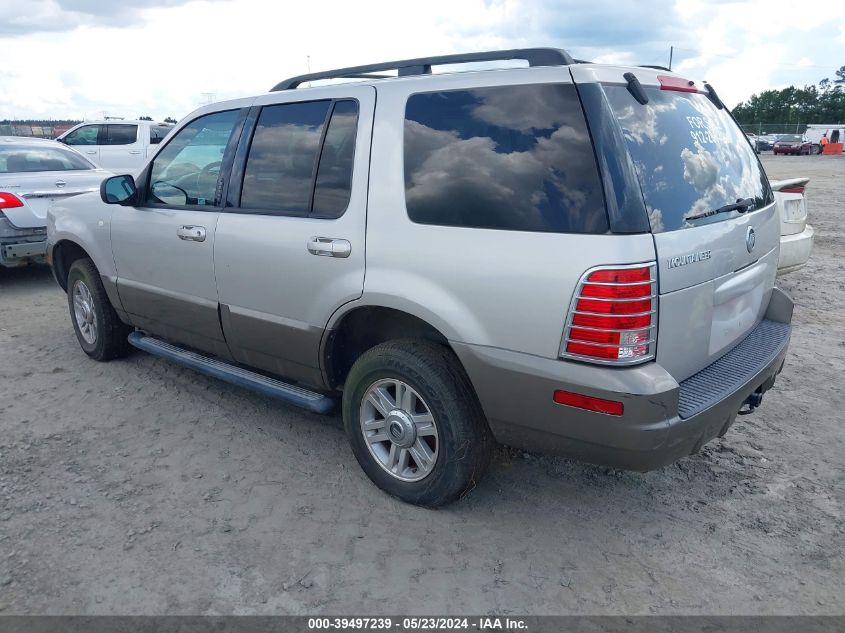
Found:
<box><xmin>67</xmin><ymin>258</ymin><xmax>132</xmax><ymax>361</ymax></box>
<box><xmin>342</xmin><ymin>339</ymin><xmax>493</xmax><ymax>507</ymax></box>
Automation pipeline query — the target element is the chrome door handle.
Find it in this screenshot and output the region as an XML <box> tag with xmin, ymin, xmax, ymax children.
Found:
<box><xmin>177</xmin><ymin>225</ymin><xmax>207</xmax><ymax>242</ymax></box>
<box><xmin>307</xmin><ymin>237</ymin><xmax>351</xmax><ymax>258</ymax></box>
<box><xmin>128</xmin><ymin>150</ymin><xmax>142</xmax><ymax>155</ymax></box>
<box><xmin>85</xmin><ymin>150</ymin><xmax>97</xmax><ymax>154</ymax></box>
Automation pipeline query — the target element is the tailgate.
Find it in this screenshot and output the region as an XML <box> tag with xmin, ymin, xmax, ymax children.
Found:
<box><xmin>654</xmin><ymin>207</ymin><xmax>779</xmax><ymax>380</ymax></box>
<box><xmin>574</xmin><ymin>65</ymin><xmax>779</xmax><ymax>381</ymax></box>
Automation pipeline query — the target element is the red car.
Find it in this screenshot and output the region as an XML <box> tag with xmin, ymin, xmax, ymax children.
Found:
<box><xmin>773</xmin><ymin>135</ymin><xmax>816</xmax><ymax>155</ymax></box>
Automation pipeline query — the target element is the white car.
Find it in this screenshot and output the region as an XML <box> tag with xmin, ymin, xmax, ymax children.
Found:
<box><xmin>56</xmin><ymin>120</ymin><xmax>174</xmax><ymax>174</ymax></box>
<box><xmin>0</xmin><ymin>137</ymin><xmax>111</xmax><ymax>267</ymax></box>
<box><xmin>772</xmin><ymin>178</ymin><xmax>814</xmax><ymax>274</ymax></box>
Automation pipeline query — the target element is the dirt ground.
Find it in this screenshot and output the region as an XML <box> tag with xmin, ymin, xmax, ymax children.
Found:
<box><xmin>0</xmin><ymin>155</ymin><xmax>842</xmax><ymax>616</ymax></box>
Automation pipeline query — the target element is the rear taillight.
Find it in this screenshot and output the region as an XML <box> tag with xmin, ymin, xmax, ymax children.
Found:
<box><xmin>0</xmin><ymin>192</ymin><xmax>24</xmax><ymax>209</ymax></box>
<box><xmin>780</xmin><ymin>185</ymin><xmax>805</xmax><ymax>194</ymax></box>
<box><xmin>560</xmin><ymin>264</ymin><xmax>657</xmax><ymax>365</ymax></box>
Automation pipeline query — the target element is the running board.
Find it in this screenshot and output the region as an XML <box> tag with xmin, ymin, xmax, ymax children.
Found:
<box><xmin>127</xmin><ymin>332</ymin><xmax>336</xmax><ymax>414</ymax></box>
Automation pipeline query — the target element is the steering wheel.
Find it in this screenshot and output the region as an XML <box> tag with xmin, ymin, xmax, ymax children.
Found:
<box><xmin>151</xmin><ymin>180</ymin><xmax>190</xmax><ymax>205</ymax></box>
<box><xmin>195</xmin><ymin>161</ymin><xmax>223</xmax><ymax>193</ymax></box>
<box><xmin>200</xmin><ymin>161</ymin><xmax>222</xmax><ymax>179</ymax></box>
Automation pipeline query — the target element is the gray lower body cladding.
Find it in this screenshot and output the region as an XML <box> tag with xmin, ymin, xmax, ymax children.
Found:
<box><xmin>453</xmin><ymin>289</ymin><xmax>793</xmax><ymax>471</ymax></box>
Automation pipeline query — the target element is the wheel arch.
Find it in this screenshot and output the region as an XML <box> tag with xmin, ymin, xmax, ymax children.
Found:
<box><xmin>52</xmin><ymin>239</ymin><xmax>93</xmax><ymax>292</ymax></box>
<box><xmin>322</xmin><ymin>304</ymin><xmax>468</xmax><ymax>390</ymax></box>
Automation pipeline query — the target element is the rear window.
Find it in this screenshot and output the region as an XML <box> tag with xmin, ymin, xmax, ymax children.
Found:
<box><xmin>150</xmin><ymin>125</ymin><xmax>172</xmax><ymax>144</ymax></box>
<box><xmin>0</xmin><ymin>145</ymin><xmax>94</xmax><ymax>173</ymax></box>
<box><xmin>778</xmin><ymin>135</ymin><xmax>802</xmax><ymax>142</ymax></box>
<box><xmin>403</xmin><ymin>84</ymin><xmax>608</xmax><ymax>234</ymax></box>
<box><xmin>604</xmin><ymin>85</ymin><xmax>772</xmax><ymax>233</ymax></box>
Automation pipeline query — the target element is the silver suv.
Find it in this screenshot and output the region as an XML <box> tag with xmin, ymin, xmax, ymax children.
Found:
<box><xmin>47</xmin><ymin>49</ymin><xmax>793</xmax><ymax>506</ymax></box>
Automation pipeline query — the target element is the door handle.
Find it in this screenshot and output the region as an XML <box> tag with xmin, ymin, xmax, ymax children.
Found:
<box><xmin>128</xmin><ymin>150</ymin><xmax>142</xmax><ymax>155</ymax></box>
<box><xmin>307</xmin><ymin>237</ymin><xmax>351</xmax><ymax>258</ymax></box>
<box><xmin>177</xmin><ymin>225</ymin><xmax>207</xmax><ymax>242</ymax></box>
<box><xmin>85</xmin><ymin>150</ymin><xmax>97</xmax><ymax>154</ymax></box>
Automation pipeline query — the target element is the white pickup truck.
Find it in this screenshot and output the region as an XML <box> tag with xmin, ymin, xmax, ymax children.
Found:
<box><xmin>56</xmin><ymin>120</ymin><xmax>174</xmax><ymax>174</ymax></box>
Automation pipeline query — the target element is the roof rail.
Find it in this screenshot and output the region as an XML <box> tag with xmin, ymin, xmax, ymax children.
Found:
<box><xmin>271</xmin><ymin>48</ymin><xmax>576</xmax><ymax>91</ymax></box>
<box><xmin>639</xmin><ymin>65</ymin><xmax>672</xmax><ymax>72</ymax></box>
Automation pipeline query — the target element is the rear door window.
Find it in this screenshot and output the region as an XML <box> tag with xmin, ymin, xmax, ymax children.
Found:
<box><xmin>403</xmin><ymin>84</ymin><xmax>607</xmax><ymax>234</ymax></box>
<box><xmin>603</xmin><ymin>85</ymin><xmax>772</xmax><ymax>233</ymax></box>
<box><xmin>103</xmin><ymin>125</ymin><xmax>138</xmax><ymax>145</ymax></box>
<box><xmin>312</xmin><ymin>100</ymin><xmax>358</xmax><ymax>218</ymax></box>
<box><xmin>239</xmin><ymin>99</ymin><xmax>359</xmax><ymax>217</ymax></box>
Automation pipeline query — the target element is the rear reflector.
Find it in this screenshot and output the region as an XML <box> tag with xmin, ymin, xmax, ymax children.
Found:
<box><xmin>0</xmin><ymin>192</ymin><xmax>24</xmax><ymax>209</ymax></box>
<box><xmin>560</xmin><ymin>264</ymin><xmax>657</xmax><ymax>365</ymax></box>
<box><xmin>553</xmin><ymin>389</ymin><xmax>624</xmax><ymax>416</ymax></box>
<box><xmin>657</xmin><ymin>74</ymin><xmax>697</xmax><ymax>93</ymax></box>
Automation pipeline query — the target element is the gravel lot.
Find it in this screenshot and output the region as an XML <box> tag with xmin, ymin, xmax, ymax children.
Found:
<box><xmin>0</xmin><ymin>155</ymin><xmax>842</xmax><ymax>615</ymax></box>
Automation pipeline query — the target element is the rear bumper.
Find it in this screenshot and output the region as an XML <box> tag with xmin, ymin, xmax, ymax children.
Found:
<box><xmin>0</xmin><ymin>238</ymin><xmax>47</xmax><ymax>267</ymax></box>
<box><xmin>454</xmin><ymin>288</ymin><xmax>794</xmax><ymax>471</ymax></box>
<box><xmin>778</xmin><ymin>224</ymin><xmax>814</xmax><ymax>274</ymax></box>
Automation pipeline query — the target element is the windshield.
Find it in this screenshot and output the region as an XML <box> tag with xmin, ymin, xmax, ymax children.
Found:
<box><xmin>603</xmin><ymin>85</ymin><xmax>772</xmax><ymax>233</ymax></box>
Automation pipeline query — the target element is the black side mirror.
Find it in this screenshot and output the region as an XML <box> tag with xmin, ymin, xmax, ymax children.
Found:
<box><xmin>100</xmin><ymin>175</ymin><xmax>138</xmax><ymax>205</ymax></box>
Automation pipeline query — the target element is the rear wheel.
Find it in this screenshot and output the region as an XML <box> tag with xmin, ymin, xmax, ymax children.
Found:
<box><xmin>67</xmin><ymin>258</ymin><xmax>132</xmax><ymax>361</ymax></box>
<box><xmin>342</xmin><ymin>340</ymin><xmax>493</xmax><ymax>507</ymax></box>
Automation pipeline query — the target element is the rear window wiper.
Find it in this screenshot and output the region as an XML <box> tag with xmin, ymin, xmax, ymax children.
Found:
<box><xmin>686</xmin><ymin>198</ymin><xmax>754</xmax><ymax>222</ymax></box>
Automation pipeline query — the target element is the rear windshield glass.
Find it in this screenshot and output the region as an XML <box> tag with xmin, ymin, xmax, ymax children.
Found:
<box><xmin>404</xmin><ymin>84</ymin><xmax>608</xmax><ymax>234</ymax></box>
<box><xmin>778</xmin><ymin>135</ymin><xmax>802</xmax><ymax>142</ymax></box>
<box><xmin>604</xmin><ymin>85</ymin><xmax>772</xmax><ymax>233</ymax></box>
<box><xmin>0</xmin><ymin>145</ymin><xmax>94</xmax><ymax>173</ymax></box>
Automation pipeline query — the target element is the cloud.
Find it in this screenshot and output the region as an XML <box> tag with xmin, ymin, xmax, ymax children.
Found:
<box><xmin>1</xmin><ymin>0</ymin><xmax>844</xmax><ymax>119</ymax></box>
<box><xmin>0</xmin><ymin>0</ymin><xmax>218</xmax><ymax>36</ymax></box>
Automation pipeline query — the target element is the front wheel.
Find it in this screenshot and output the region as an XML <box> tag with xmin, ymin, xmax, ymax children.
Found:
<box><xmin>342</xmin><ymin>340</ymin><xmax>493</xmax><ymax>507</ymax></box>
<box><xmin>67</xmin><ymin>258</ymin><xmax>132</xmax><ymax>361</ymax></box>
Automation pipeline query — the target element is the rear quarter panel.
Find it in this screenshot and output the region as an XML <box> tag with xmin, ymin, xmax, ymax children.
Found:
<box><xmin>358</xmin><ymin>68</ymin><xmax>656</xmax><ymax>358</ymax></box>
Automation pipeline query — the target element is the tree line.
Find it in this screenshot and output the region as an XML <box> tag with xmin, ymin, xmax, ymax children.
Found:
<box><xmin>732</xmin><ymin>65</ymin><xmax>845</xmax><ymax>125</ymax></box>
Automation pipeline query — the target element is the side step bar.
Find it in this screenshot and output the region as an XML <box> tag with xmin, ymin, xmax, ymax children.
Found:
<box><xmin>127</xmin><ymin>332</ymin><xmax>336</xmax><ymax>414</ymax></box>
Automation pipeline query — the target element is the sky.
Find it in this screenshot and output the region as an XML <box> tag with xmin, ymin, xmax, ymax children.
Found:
<box><xmin>0</xmin><ymin>0</ymin><xmax>843</xmax><ymax>121</ymax></box>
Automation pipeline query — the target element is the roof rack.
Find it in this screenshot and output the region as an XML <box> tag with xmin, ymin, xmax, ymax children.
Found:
<box><xmin>639</xmin><ymin>65</ymin><xmax>672</xmax><ymax>72</ymax></box>
<box><xmin>271</xmin><ymin>48</ymin><xmax>576</xmax><ymax>91</ymax></box>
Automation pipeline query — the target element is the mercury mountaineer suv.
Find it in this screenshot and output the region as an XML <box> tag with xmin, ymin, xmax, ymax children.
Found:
<box><xmin>47</xmin><ymin>49</ymin><xmax>793</xmax><ymax>506</ymax></box>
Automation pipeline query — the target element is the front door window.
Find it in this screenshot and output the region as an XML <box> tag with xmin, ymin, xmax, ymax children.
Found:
<box><xmin>148</xmin><ymin>110</ymin><xmax>240</xmax><ymax>207</ymax></box>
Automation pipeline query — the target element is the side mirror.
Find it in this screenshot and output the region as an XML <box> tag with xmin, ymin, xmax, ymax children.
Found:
<box><xmin>100</xmin><ymin>174</ymin><xmax>138</xmax><ymax>205</ymax></box>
